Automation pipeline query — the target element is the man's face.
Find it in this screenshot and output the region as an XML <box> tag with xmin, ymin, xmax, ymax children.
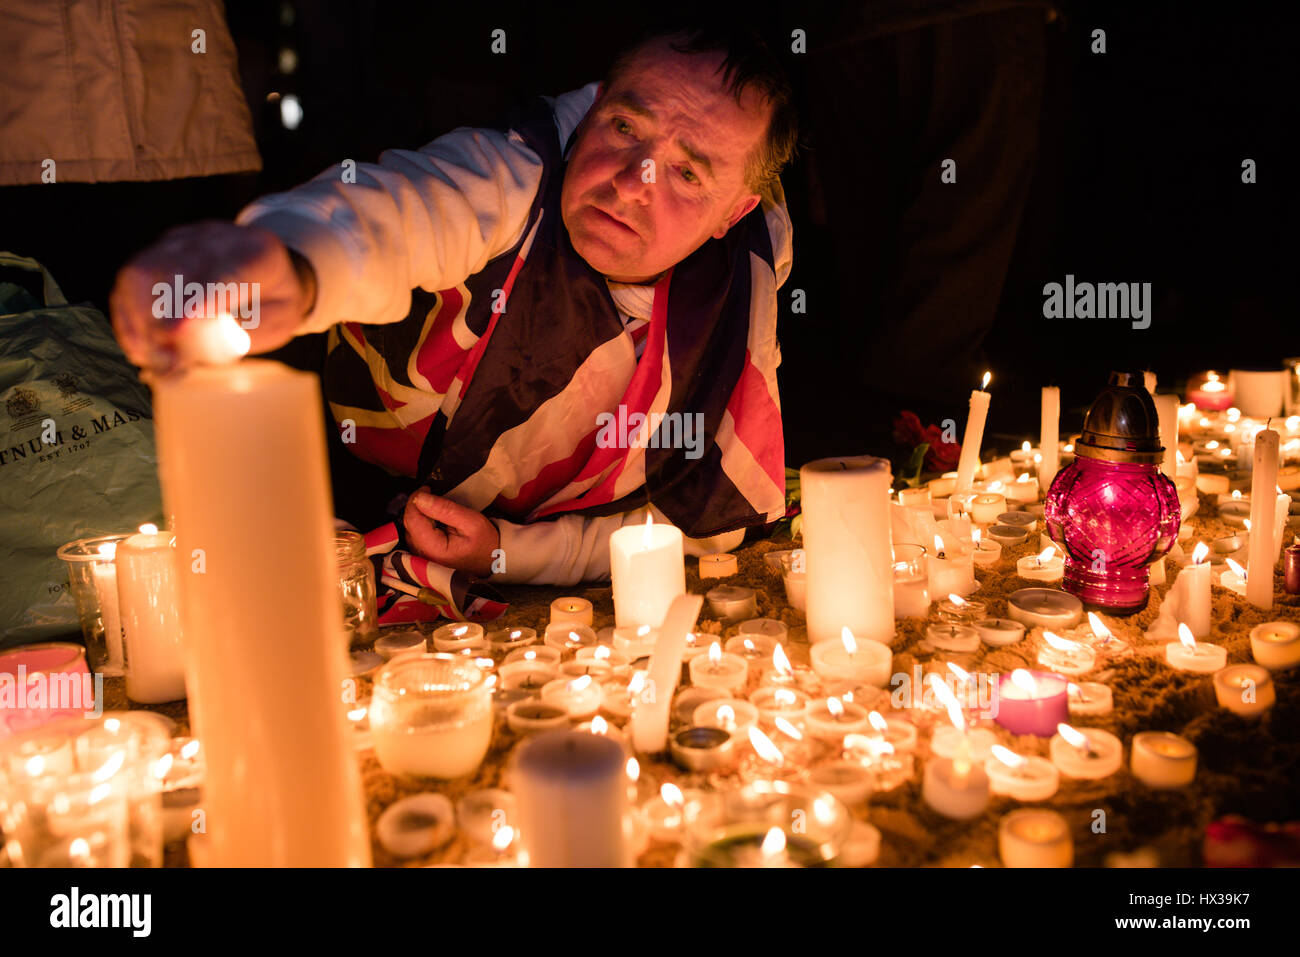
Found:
<box><xmin>561</xmin><ymin>45</ymin><xmax>771</xmax><ymax>283</ymax></box>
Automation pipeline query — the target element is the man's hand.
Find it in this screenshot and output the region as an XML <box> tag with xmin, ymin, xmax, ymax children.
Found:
<box><xmin>403</xmin><ymin>490</ymin><xmax>501</xmax><ymax>578</ymax></box>
<box><xmin>109</xmin><ymin>221</ymin><xmax>315</xmax><ymax>374</ymax></box>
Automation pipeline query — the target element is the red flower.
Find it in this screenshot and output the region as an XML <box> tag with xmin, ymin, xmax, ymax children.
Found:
<box><xmin>893</xmin><ymin>411</ymin><xmax>961</xmax><ymax>473</ymax></box>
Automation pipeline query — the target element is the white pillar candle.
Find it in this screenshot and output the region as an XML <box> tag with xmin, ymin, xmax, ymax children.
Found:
<box><xmin>1049</xmin><ymin>724</ymin><xmax>1123</xmax><ymax>779</ymax></box>
<box><xmin>955</xmin><ymin>374</ymin><xmax>993</xmax><ymax>493</ymax></box>
<box><xmin>1273</xmin><ymin>490</ymin><xmax>1291</xmax><ymax>564</ymax></box>
<box><xmin>688</xmin><ymin>643</ymin><xmax>748</xmax><ymax>695</ymax></box>
<box><xmin>629</xmin><ymin>594</ymin><xmax>702</xmax><ymax>755</ymax></box>
<box><xmin>1155</xmin><ymin>393</ymin><xmax>1181</xmax><ymax>480</ymax></box>
<box><xmin>1213</xmin><ymin>663</ymin><xmax>1275</xmax><ymax>717</ymax></box>
<box><xmin>512</xmin><ymin>730</ymin><xmax>628</xmax><ymax>867</ymax></box>
<box><xmin>1040</xmin><ymin>386</ymin><xmax>1060</xmax><ymax>494</ymax></box>
<box><xmin>1130</xmin><ymin>731</ymin><xmax>1197</xmax><ymax>789</ymax></box>
<box><xmin>809</xmin><ymin>628</ymin><xmax>893</xmax><ymax>687</ymax></box>
<box><xmin>985</xmin><ymin>747</ymin><xmax>1060</xmax><ymax>801</ymax></box>
<box><xmin>153</xmin><ymin>356</ymin><xmax>369</xmax><ymax>866</ymax></box>
<box><xmin>115</xmin><ymin>527</ymin><xmax>186</xmax><ymax>704</ymax></box>
<box><xmin>1231</xmin><ymin>369</ymin><xmax>1286</xmax><ymax>418</ymax></box>
<box><xmin>610</xmin><ymin>518</ymin><xmax>685</xmax><ymax>629</ymax></box>
<box><xmin>90</xmin><ymin>545</ymin><xmax>125</xmax><ymax>674</ymax></box>
<box><xmin>1246</xmin><ymin>429</ymin><xmax>1280</xmax><ymax>608</ymax></box>
<box><xmin>922</xmin><ymin>754</ymin><xmax>990</xmax><ymax>820</ymax></box>
<box><xmin>550</xmin><ymin>597</ymin><xmax>593</xmax><ymax>627</ymax></box>
<box><xmin>1182</xmin><ymin>543</ymin><xmax>1213</xmax><ymax>638</ymax></box>
<box><xmin>999</xmin><ymin>809</ymin><xmax>1072</xmax><ymax>868</ymax></box>
<box><xmin>1166</xmin><ymin>625</ymin><xmax>1227</xmax><ymax>673</ymax></box>
<box><xmin>800</xmin><ymin>456</ymin><xmax>895</xmax><ymax>646</ymax></box>
<box><xmin>1250</xmin><ymin>621</ymin><xmax>1300</xmax><ymax>670</ymax></box>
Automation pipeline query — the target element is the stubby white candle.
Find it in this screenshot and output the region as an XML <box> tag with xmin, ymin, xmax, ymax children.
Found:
<box><xmin>955</xmin><ymin>372</ymin><xmax>993</xmax><ymax>493</ymax></box>
<box><xmin>1213</xmin><ymin>663</ymin><xmax>1275</xmax><ymax>717</ymax></box>
<box><xmin>1130</xmin><ymin>731</ymin><xmax>1197</xmax><ymax>788</ymax></box>
<box><xmin>1049</xmin><ymin>723</ymin><xmax>1123</xmax><ymax>779</ymax></box>
<box><xmin>1040</xmin><ymin>387</ymin><xmax>1061</xmax><ymax>493</ymax></box>
<box><xmin>985</xmin><ymin>745</ymin><xmax>1060</xmax><ymax>802</ymax></box>
<box><xmin>154</xmin><ymin>351</ymin><xmax>369</xmax><ymax>866</ymax></box>
<box><xmin>1250</xmin><ymin>621</ymin><xmax>1300</xmax><ymax>670</ymax></box>
<box><xmin>800</xmin><ymin>456</ymin><xmax>895</xmax><ymax>645</ymax></box>
<box><xmin>115</xmin><ymin>525</ymin><xmax>186</xmax><ymax>704</ymax></box>
<box><xmin>1246</xmin><ymin>429</ymin><xmax>1280</xmax><ymax>608</ymax></box>
<box><xmin>1166</xmin><ymin>624</ymin><xmax>1227</xmax><ymax>673</ymax></box>
<box><xmin>999</xmin><ymin>808</ymin><xmax>1072</xmax><ymax>868</ymax></box>
<box><xmin>610</xmin><ymin>516</ymin><xmax>685</xmax><ymax>628</ymax></box>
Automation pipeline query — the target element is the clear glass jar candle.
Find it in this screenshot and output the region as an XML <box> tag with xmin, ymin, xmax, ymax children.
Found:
<box><xmin>370</xmin><ymin>654</ymin><xmax>493</xmax><ymax>780</ymax></box>
<box><xmin>335</xmin><ymin>530</ymin><xmax>378</xmax><ymax>646</ymax></box>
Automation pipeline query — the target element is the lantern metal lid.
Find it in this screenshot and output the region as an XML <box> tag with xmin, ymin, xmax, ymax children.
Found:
<box><xmin>1075</xmin><ymin>371</ymin><xmax>1165</xmax><ymax>465</ymax></box>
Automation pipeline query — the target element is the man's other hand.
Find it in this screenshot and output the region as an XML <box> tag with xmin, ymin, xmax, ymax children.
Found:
<box><xmin>403</xmin><ymin>490</ymin><xmax>501</xmax><ymax>579</ymax></box>
<box><xmin>110</xmin><ymin>221</ymin><xmax>314</xmax><ymax>374</ymax></box>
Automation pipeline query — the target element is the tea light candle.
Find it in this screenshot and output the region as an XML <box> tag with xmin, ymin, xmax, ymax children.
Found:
<box><xmin>693</xmin><ymin>699</ymin><xmax>759</xmax><ymax>736</ymax></box>
<box><xmin>432</xmin><ymin>622</ymin><xmax>487</xmax><ymax>654</ymax></box>
<box><xmin>560</xmin><ymin>658</ymin><xmax>614</xmax><ymax>682</ymax></box>
<box><xmin>689</xmin><ymin>643</ymin><xmax>748</xmax><ymax>694</ymax></box>
<box><xmin>550</xmin><ymin>597</ymin><xmax>593</xmax><ymax>627</ymax></box>
<box><xmin>922</xmin><ymin>753</ymin><xmax>990</xmax><ymax>820</ymax></box>
<box><xmin>376</xmin><ymin>793</ymin><xmax>456</xmax><ymax>859</ymax></box>
<box><xmin>985</xmin><ymin>746</ymin><xmax>1060</xmax><ymax>801</ymax></box>
<box><xmin>544</xmin><ymin>624</ymin><xmax>600</xmax><ymax>656</ymax></box>
<box><xmin>513</xmin><ymin>731</ymin><xmax>628</xmax><ymax>866</ymax></box>
<box><xmin>809</xmin><ymin>760</ymin><xmax>873</xmax><ymax>807</ymax></box>
<box><xmin>969</xmin><ymin>493</ymin><xmax>1007</xmax><ymax>524</ymax></box>
<box><xmin>1130</xmin><ymin>731</ymin><xmax>1197</xmax><ymax>788</ymax></box>
<box><xmin>115</xmin><ymin>525</ymin><xmax>187</xmax><ymax>704</ymax></box>
<box><xmin>575</xmin><ymin>645</ymin><xmax>630</xmax><ymax>676</ymax></box>
<box><xmin>599</xmin><ymin>678</ymin><xmax>638</xmax><ymax>721</ymax></box>
<box><xmin>809</xmin><ymin>628</ymin><xmax>893</xmax><ymax>687</ymax></box>
<box><xmin>1250</xmin><ymin>621</ymin><xmax>1300</xmax><ymax>670</ymax></box>
<box><xmin>498</xmin><ymin>658</ymin><xmax>558</xmax><ymax>693</ymax></box>
<box><xmin>724</xmin><ymin>633</ymin><xmax>779</xmax><ymax>670</ymax></box>
<box><xmin>670</xmin><ymin>725</ymin><xmax>737</xmax><ymax>772</ymax></box>
<box><xmin>705</xmin><ymin>585</ymin><xmax>758</xmax><ymax>623</ymax></box>
<box><xmin>749</xmin><ymin>686</ymin><xmax>812</xmax><ymax>725</ymax></box>
<box><xmin>936</xmin><ymin>594</ymin><xmax>987</xmax><ymax>623</ymax></box>
<box><xmin>924</xmin><ymin>623</ymin><xmax>980</xmax><ymax>653</ymax></box>
<box><xmin>1037</xmin><ymin>631</ymin><xmax>1097</xmax><ymax>676</ymax></box>
<box><xmin>1049</xmin><ymin>724</ymin><xmax>1123</xmax><ymax>779</ymax></box>
<box><xmin>987</xmin><ymin>524</ymin><xmax>1029</xmax><ymax>548</ymax></box>
<box><xmin>970</xmin><ymin>530</ymin><xmax>1002</xmax><ymax>567</ymax></box>
<box><xmin>999</xmin><ymin>809</ymin><xmax>1072</xmax><ymax>868</ymax></box>
<box><xmin>1213</xmin><ymin>663</ymin><xmax>1275</xmax><ymax>717</ymax></box>
<box><xmin>1007</xmin><ymin>588</ymin><xmax>1083</xmax><ymax>630</ymax></box>
<box><xmin>488</xmin><ymin>627</ymin><xmax>537</xmax><ymax>655</ymax></box>
<box><xmin>975</xmin><ymin>618</ymin><xmax>1025</xmax><ymax>648</ymax></box>
<box><xmin>698</xmin><ymin>553</ymin><xmax>738</xmax><ymax>579</ymax></box>
<box><xmin>1018</xmin><ymin>547</ymin><xmax>1064</xmax><ymax>583</ymax></box>
<box><xmin>1006</xmin><ymin>473</ymin><xmax>1039</xmax><ymax>505</ymax></box>
<box><xmin>671</xmin><ymin>686</ymin><xmax>728</xmax><ymax>725</ymax></box>
<box><xmin>541</xmin><ymin>675</ymin><xmax>603</xmax><ymax>720</ymax></box>
<box><xmin>994</xmin><ymin>670</ymin><xmax>1069</xmax><ymax>737</ymax></box>
<box><xmin>612</xmin><ymin>625</ymin><xmax>657</xmax><ymax>659</ymax></box>
<box><xmin>997</xmin><ymin>511</ymin><xmax>1037</xmax><ymax>531</ymax></box>
<box><xmin>610</xmin><ymin>517</ymin><xmax>685</xmax><ymax>629</ymax></box>
<box><xmin>678</xmin><ymin>632</ymin><xmax>711</xmax><ymax>663</ymax></box>
<box><xmin>504</xmin><ymin>645</ymin><xmax>561</xmax><ymax>667</ymax></box>
<box><xmin>1067</xmin><ymin>681</ymin><xmax>1113</xmax><ymax>716</ymax></box>
<box><xmin>374</xmin><ymin>630</ymin><xmax>428</xmax><ymax>660</ymax></box>
<box><xmin>506</xmin><ymin>700</ymin><xmax>571</xmax><ymax>734</ymax></box>
<box><xmin>899</xmin><ymin>486</ymin><xmax>932</xmax><ymax>509</ymax></box>
<box><xmin>930</xmin><ymin>725</ymin><xmax>998</xmax><ymax>763</ymax></box>
<box><xmin>1166</xmin><ymin>624</ymin><xmax>1227</xmax><ymax>673</ymax></box>
<box><xmin>804</xmin><ymin>697</ymin><xmax>872</xmax><ymax>741</ymax></box>
<box><xmin>861</xmin><ymin>711</ymin><xmax>919</xmax><ymax>753</ymax></box>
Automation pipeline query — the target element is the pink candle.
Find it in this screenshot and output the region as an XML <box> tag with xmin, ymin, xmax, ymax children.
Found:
<box><xmin>0</xmin><ymin>643</ymin><xmax>94</xmax><ymax>737</ymax></box>
<box><xmin>993</xmin><ymin>669</ymin><xmax>1069</xmax><ymax>737</ymax></box>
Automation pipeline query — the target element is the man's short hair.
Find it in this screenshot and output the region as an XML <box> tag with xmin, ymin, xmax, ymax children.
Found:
<box><xmin>604</xmin><ymin>22</ymin><xmax>798</xmax><ymax>200</ymax></box>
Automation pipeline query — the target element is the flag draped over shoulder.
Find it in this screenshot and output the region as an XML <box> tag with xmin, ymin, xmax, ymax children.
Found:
<box><xmin>324</xmin><ymin>92</ymin><xmax>792</xmax><ymax>555</ymax></box>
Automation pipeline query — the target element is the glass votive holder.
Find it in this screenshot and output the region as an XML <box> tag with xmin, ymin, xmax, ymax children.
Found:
<box><xmin>0</xmin><ymin>642</ymin><xmax>94</xmax><ymax>738</ymax></box>
<box><xmin>74</xmin><ymin>715</ymin><xmax>171</xmax><ymax>867</ymax></box>
<box><xmin>370</xmin><ymin>654</ymin><xmax>493</xmax><ymax>780</ymax></box>
<box><xmin>56</xmin><ymin>533</ymin><xmax>131</xmax><ymax>674</ymax></box>
<box><xmin>0</xmin><ymin>719</ymin><xmax>133</xmax><ymax>867</ymax></box>
<box><xmin>684</xmin><ymin>782</ymin><xmax>851</xmax><ymax>868</ymax></box>
<box><xmin>892</xmin><ymin>543</ymin><xmax>930</xmax><ymax>619</ymax></box>
<box><xmin>336</xmin><ymin>530</ymin><xmax>379</xmax><ymax>648</ymax></box>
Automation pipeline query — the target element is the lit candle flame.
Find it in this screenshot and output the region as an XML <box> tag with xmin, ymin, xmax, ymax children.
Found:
<box><xmin>827</xmin><ymin>696</ymin><xmax>844</xmax><ymax>717</ymax></box>
<box><xmin>933</xmin><ymin>534</ymin><xmax>946</xmax><ymax>559</ymax></box>
<box><xmin>1043</xmin><ymin>631</ymin><xmax>1082</xmax><ymax>653</ymax></box>
<box><xmin>928</xmin><ymin>673</ymin><xmax>959</xmax><ymax>711</ymax></box>
<box><xmin>981</xmin><ymin>371</ymin><xmax>992</xmax><ymax>390</ymax></box>
<box><xmin>180</xmin><ymin>740</ymin><xmax>200</xmax><ymax>761</ymax></box>
<box><xmin>774</xmin><ymin>716</ymin><xmax>803</xmax><ymax>740</ymax></box>
<box><xmin>1177</xmin><ymin>623</ymin><xmax>1198</xmax><ymax>652</ymax></box>
<box><xmin>69</xmin><ymin>838</ymin><xmax>91</xmax><ymax>862</ymax></box>
<box><xmin>98</xmin><ymin>542</ymin><xmax>117</xmax><ymax>560</ymax></box>
<box><xmin>991</xmin><ymin>744</ymin><xmax>1026</xmax><ymax>769</ymax></box>
<box><xmin>948</xmin><ymin>662</ymin><xmax>973</xmax><ymax>685</ymax></box>
<box><xmin>840</xmin><ymin>626</ymin><xmax>858</xmax><ymax>656</ymax></box>
<box><xmin>568</xmin><ymin>675</ymin><xmax>593</xmax><ymax>693</ymax></box>
<box><xmin>661</xmin><ymin>782</ymin><xmax>684</xmax><ymax>807</ymax></box>
<box><xmin>748</xmin><ymin>726</ymin><xmax>785</xmax><ymax>766</ymax></box>
<box><xmin>1036</xmin><ymin>546</ymin><xmax>1056</xmax><ymax>565</ymax></box>
<box><xmin>708</xmin><ymin>642</ymin><xmax>722</xmax><ymax>665</ymax></box>
<box><xmin>347</xmin><ymin>706</ymin><xmax>367</xmax><ymax>722</ymax></box>
<box><xmin>1226</xmin><ymin>558</ymin><xmax>1247</xmax><ymax>581</ymax></box>
<box><xmin>139</xmin><ymin>523</ymin><xmax>159</xmax><ymax>535</ymax></box>
<box><xmin>594</xmin><ymin>645</ymin><xmax>611</xmax><ymax>660</ymax></box>
<box><xmin>492</xmin><ymin>826</ymin><xmax>515</xmax><ymax>852</ymax></box>
<box><xmin>590</xmin><ymin>715</ymin><xmax>608</xmax><ymax>735</ymax></box>
<box><xmin>642</xmin><ymin>513</ymin><xmax>654</xmax><ymax>548</ymax></box>
<box><xmin>947</xmin><ymin>593</ymin><xmax>966</xmax><ymax>607</ymax></box>
<box><xmin>1242</xmin><ymin>519</ymin><xmax>1252</xmax><ymax>532</ymax></box>
<box><xmin>1021</xmin><ymin>441</ymin><xmax>1031</xmax><ymax>454</ymax></box>
<box><xmin>152</xmin><ymin>753</ymin><xmax>174</xmax><ymax>780</ymax></box>
<box><xmin>772</xmin><ymin>643</ymin><xmax>793</xmax><ymax>677</ymax></box>
<box><xmin>716</xmin><ymin>705</ymin><xmax>736</xmax><ymax>730</ymax></box>
<box><xmin>868</xmin><ymin>711</ymin><xmax>888</xmax><ymax>733</ymax></box>
<box><xmin>1087</xmin><ymin>612</ymin><xmax>1111</xmax><ymax>641</ymax></box>
<box><xmin>1017</xmin><ymin>472</ymin><xmax>1031</xmax><ymax>484</ymax></box>
<box><xmin>972</xmin><ymin>527</ymin><xmax>982</xmax><ymax>545</ymax></box>
<box><xmin>1192</xmin><ymin>542</ymin><xmax>1209</xmax><ymax>564</ymax></box>
<box><xmin>627</xmin><ymin>671</ymin><xmax>647</xmax><ymax>697</ymax></box>
<box><xmin>774</xmin><ymin>688</ymin><xmax>797</xmax><ymax>707</ymax></box>
<box><xmin>989</xmin><ymin>480</ymin><xmax>1005</xmax><ymax>493</ymax></box>
<box><xmin>1011</xmin><ymin>669</ymin><xmax>1037</xmax><ymax>695</ymax></box>
<box><xmin>626</xmin><ymin>757</ymin><xmax>640</xmax><ymax>782</ymax></box>
<box><xmin>1057</xmin><ymin>723</ymin><xmax>1092</xmax><ymax>752</ymax></box>
<box><xmin>760</xmin><ymin>827</ymin><xmax>787</xmax><ymax>860</ymax></box>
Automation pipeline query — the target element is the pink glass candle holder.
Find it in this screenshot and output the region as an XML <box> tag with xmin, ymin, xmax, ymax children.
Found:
<box><xmin>1044</xmin><ymin>372</ymin><xmax>1181</xmax><ymax>614</ymax></box>
<box><xmin>0</xmin><ymin>643</ymin><xmax>94</xmax><ymax>738</ymax></box>
<box><xmin>993</xmin><ymin>670</ymin><xmax>1068</xmax><ymax>737</ymax></box>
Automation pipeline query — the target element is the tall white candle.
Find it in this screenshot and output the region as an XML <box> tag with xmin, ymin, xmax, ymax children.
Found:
<box><xmin>512</xmin><ymin>730</ymin><xmax>628</xmax><ymax>867</ymax></box>
<box><xmin>91</xmin><ymin>544</ymin><xmax>125</xmax><ymax>674</ymax></box>
<box><xmin>1273</xmin><ymin>489</ymin><xmax>1291</xmax><ymax>564</ymax></box>
<box><xmin>609</xmin><ymin>516</ymin><xmax>685</xmax><ymax>628</ymax></box>
<box><xmin>1183</xmin><ymin>542</ymin><xmax>1212</xmax><ymax>638</ymax></box>
<box><xmin>154</xmin><ymin>350</ymin><xmax>370</xmax><ymax>867</ymax></box>
<box><xmin>630</xmin><ymin>593</ymin><xmax>703</xmax><ymax>754</ymax></box>
<box><xmin>116</xmin><ymin>527</ymin><xmax>186</xmax><ymax>703</ymax></box>
<box><xmin>800</xmin><ymin>456</ymin><xmax>895</xmax><ymax>646</ymax></box>
<box><xmin>1040</xmin><ymin>386</ymin><xmax>1060</xmax><ymax>494</ymax></box>
<box><xmin>1247</xmin><ymin>429</ymin><xmax>1280</xmax><ymax>608</ymax></box>
<box><xmin>1155</xmin><ymin>393</ymin><xmax>1180</xmax><ymax>480</ymax></box>
<box><xmin>956</xmin><ymin>374</ymin><xmax>992</xmax><ymax>492</ymax></box>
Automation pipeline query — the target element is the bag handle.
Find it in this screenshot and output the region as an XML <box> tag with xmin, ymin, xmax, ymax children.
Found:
<box><xmin>0</xmin><ymin>252</ymin><xmax>69</xmax><ymax>307</ymax></box>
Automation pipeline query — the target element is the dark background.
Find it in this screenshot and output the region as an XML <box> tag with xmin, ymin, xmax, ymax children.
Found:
<box><xmin>3</xmin><ymin>0</ymin><xmax>1295</xmax><ymax>469</ymax></box>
